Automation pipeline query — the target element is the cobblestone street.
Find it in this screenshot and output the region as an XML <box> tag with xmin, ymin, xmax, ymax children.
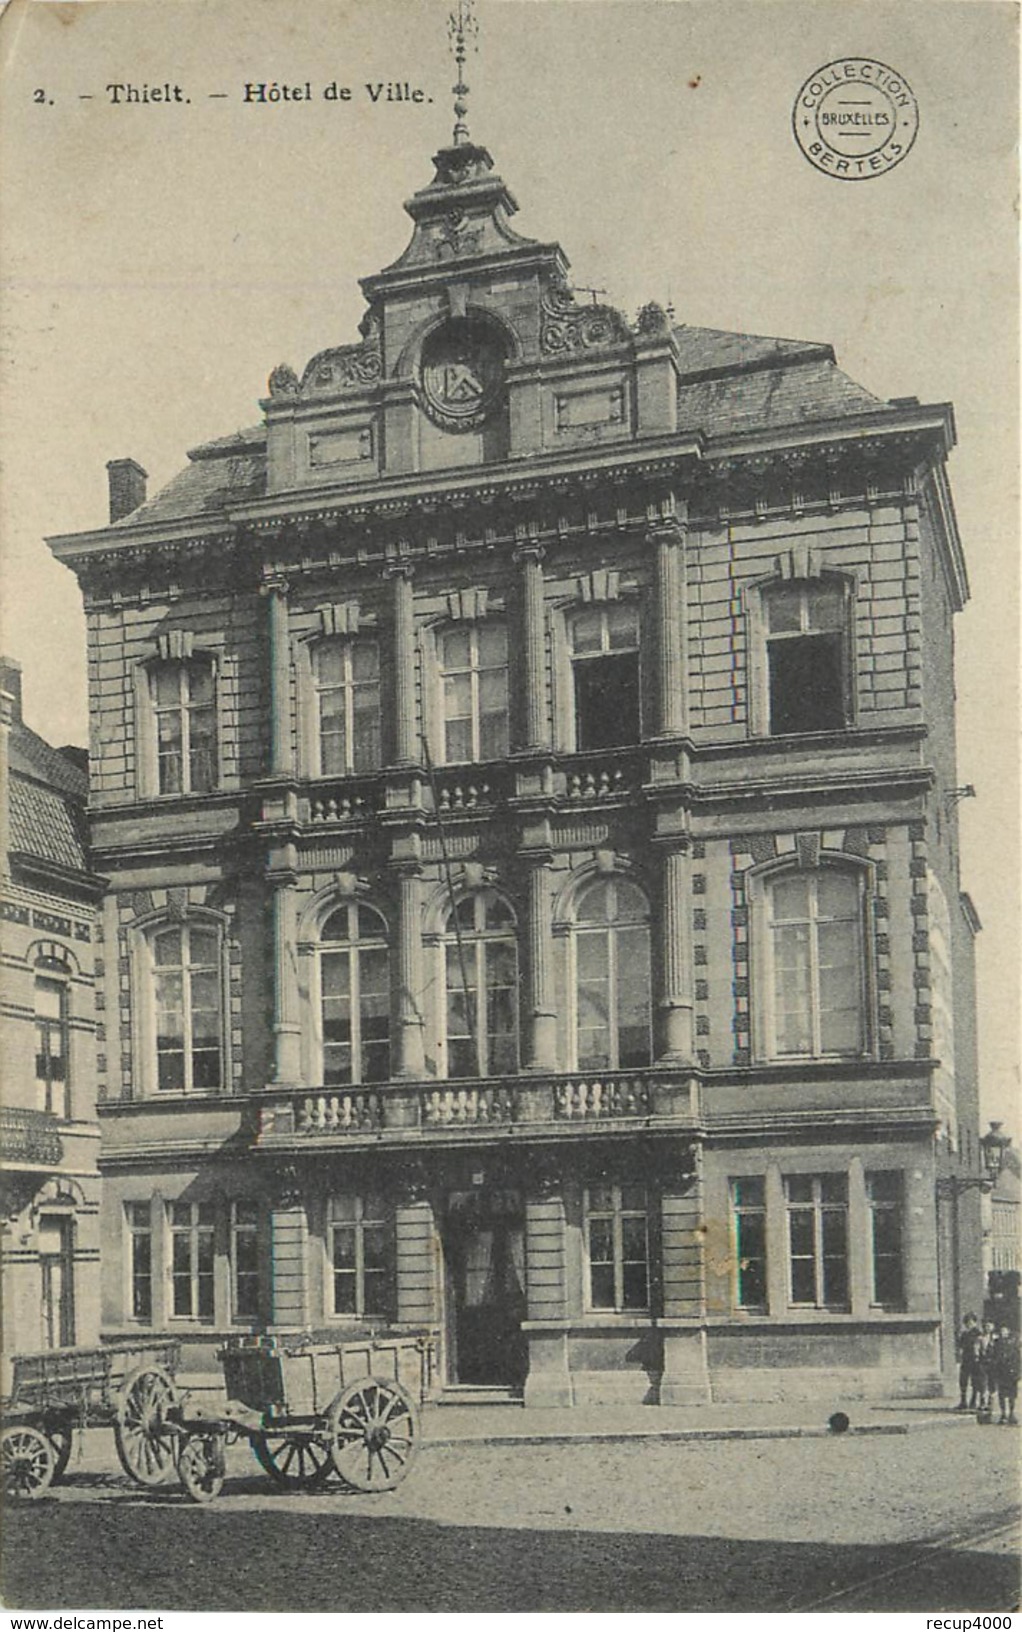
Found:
<box><xmin>2</xmin><ymin>1422</ymin><xmax>1019</xmax><ymax>1612</ymax></box>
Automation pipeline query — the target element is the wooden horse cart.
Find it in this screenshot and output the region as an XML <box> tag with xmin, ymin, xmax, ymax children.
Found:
<box><xmin>172</xmin><ymin>1331</ymin><xmax>435</xmax><ymax>1503</ymax></box>
<box><xmin>1</xmin><ymin>1339</ymin><xmax>181</xmax><ymax>1499</ymax></box>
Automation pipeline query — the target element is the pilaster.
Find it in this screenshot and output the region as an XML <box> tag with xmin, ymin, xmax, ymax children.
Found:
<box><xmin>656</xmin><ymin>842</ymin><xmax>695</xmax><ymax>1063</ymax></box>
<box><xmin>393</xmin><ymin>863</ymin><xmax>426</xmax><ymax>1077</ymax></box>
<box><xmin>523</xmin><ymin>854</ymin><xmax>557</xmax><ymax>1070</ymax></box>
<box><xmin>651</xmin><ymin>518</ymin><xmax>688</xmax><ymax>737</ymax></box>
<box><xmin>394</xmin><ymin>1167</ymin><xmax>439</xmax><ymax>1329</ymax></box>
<box><xmin>270</xmin><ymin>1194</ymin><xmax>308</xmax><ymax>1328</ymax></box>
<box><xmin>262</xmin><ymin>575</ymin><xmax>294</xmax><ymax>778</ymax></box>
<box><xmin>269</xmin><ymin>869</ymin><xmax>302</xmax><ymax>1085</ymax></box>
<box><xmin>515</xmin><ymin>543</ymin><xmax>550</xmax><ymax>752</ymax></box>
<box><xmin>389</xmin><ymin>565</ymin><xmax>418</xmax><ymax>765</ymax></box>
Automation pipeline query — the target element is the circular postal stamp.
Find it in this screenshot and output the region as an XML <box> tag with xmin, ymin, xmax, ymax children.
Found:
<box><xmin>793</xmin><ymin>59</ymin><xmax>919</xmax><ymax>180</ymax></box>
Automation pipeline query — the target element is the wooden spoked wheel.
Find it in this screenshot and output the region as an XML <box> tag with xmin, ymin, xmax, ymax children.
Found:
<box><xmin>1</xmin><ymin>1425</ymin><xmax>56</xmax><ymax>1500</ymax></box>
<box><xmin>252</xmin><ymin>1431</ymin><xmax>332</xmax><ymax>1490</ymax></box>
<box><xmin>47</xmin><ymin>1424</ymin><xmax>73</xmax><ymax>1483</ymax></box>
<box><xmin>326</xmin><ymin>1377</ymin><xmax>419</xmax><ymax>1493</ymax></box>
<box><xmin>114</xmin><ymin>1364</ymin><xmax>179</xmax><ymax>1486</ymax></box>
<box><xmin>177</xmin><ymin>1431</ymin><xmax>226</xmax><ymax>1504</ymax></box>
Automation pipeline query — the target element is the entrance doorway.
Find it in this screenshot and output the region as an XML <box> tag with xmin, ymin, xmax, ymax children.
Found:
<box><xmin>39</xmin><ymin>1215</ymin><xmax>75</xmax><ymax>1348</ymax></box>
<box><xmin>444</xmin><ymin>1188</ymin><xmax>527</xmax><ymax>1389</ymax></box>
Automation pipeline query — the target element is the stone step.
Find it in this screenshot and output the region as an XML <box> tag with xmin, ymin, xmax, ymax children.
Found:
<box><xmin>434</xmin><ymin>1385</ymin><xmax>523</xmax><ymax>1408</ymax></box>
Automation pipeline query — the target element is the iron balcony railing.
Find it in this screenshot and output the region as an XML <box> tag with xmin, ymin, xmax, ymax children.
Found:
<box><xmin>0</xmin><ymin>1105</ymin><xmax>64</xmax><ymax>1167</ymax></box>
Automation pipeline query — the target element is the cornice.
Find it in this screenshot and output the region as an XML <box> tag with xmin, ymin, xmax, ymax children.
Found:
<box><xmin>45</xmin><ymin>401</ymin><xmax>951</xmax><ymax>572</ymax></box>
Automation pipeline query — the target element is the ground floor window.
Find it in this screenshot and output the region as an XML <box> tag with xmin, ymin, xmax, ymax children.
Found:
<box><xmin>785</xmin><ymin>1174</ymin><xmax>849</xmax><ymax>1309</ymax></box>
<box><xmin>328</xmin><ymin>1193</ymin><xmax>391</xmax><ymax>1318</ymax></box>
<box><xmin>731</xmin><ymin>1177</ymin><xmax>767</xmax><ymax>1310</ymax></box>
<box><xmin>585</xmin><ymin>1183</ymin><xmax>649</xmax><ymax>1311</ymax></box>
<box><xmin>126</xmin><ymin>1202</ymin><xmax>153</xmax><ymax>1322</ymax></box>
<box><xmin>169</xmin><ymin>1201</ymin><xmax>215</xmax><ymax>1320</ymax></box>
<box><xmin>231</xmin><ymin>1200</ymin><xmax>260</xmax><ymax>1319</ymax></box>
<box><xmin>867</xmin><ymin>1171</ymin><xmax>905</xmax><ymax>1307</ymax></box>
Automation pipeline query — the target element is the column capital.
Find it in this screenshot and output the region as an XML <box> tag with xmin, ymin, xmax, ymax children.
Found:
<box><xmin>646</xmin><ymin>514</ymin><xmax>689</xmax><ymax>546</ymax></box>
<box><xmin>513</xmin><ymin>541</ymin><xmax>546</xmax><ymax>567</ymax></box>
<box><xmin>260</xmin><ymin>573</ymin><xmax>291</xmax><ymax>598</ymax></box>
<box><xmin>384</xmin><ymin>559</ymin><xmax>416</xmax><ymax>583</ymax></box>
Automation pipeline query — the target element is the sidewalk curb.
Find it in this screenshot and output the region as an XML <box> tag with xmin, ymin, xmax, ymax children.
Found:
<box><xmin>421</xmin><ymin>1415</ymin><xmax>977</xmax><ymax>1449</ymax></box>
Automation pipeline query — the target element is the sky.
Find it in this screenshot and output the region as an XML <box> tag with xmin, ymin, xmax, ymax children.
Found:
<box><xmin>0</xmin><ymin>0</ymin><xmax>1017</xmax><ymax>1126</ymax></box>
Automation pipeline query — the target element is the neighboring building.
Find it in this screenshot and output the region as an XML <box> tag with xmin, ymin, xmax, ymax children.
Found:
<box><xmin>46</xmin><ymin>119</ymin><xmax>984</xmax><ymax>1404</ymax></box>
<box><xmin>0</xmin><ymin>659</ymin><xmax>102</xmax><ymax>1387</ymax></box>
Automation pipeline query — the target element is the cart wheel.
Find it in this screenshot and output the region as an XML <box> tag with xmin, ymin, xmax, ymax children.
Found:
<box><xmin>48</xmin><ymin>1425</ymin><xmax>73</xmax><ymax>1483</ymax></box>
<box><xmin>177</xmin><ymin>1432</ymin><xmax>226</xmax><ymax>1504</ymax></box>
<box><xmin>1</xmin><ymin>1425</ymin><xmax>56</xmax><ymax>1500</ymax></box>
<box><xmin>252</xmin><ymin>1431</ymin><xmax>332</xmax><ymax>1490</ymax></box>
<box><xmin>114</xmin><ymin>1364</ymin><xmax>179</xmax><ymax>1486</ymax></box>
<box><xmin>326</xmin><ymin>1376</ymin><xmax>419</xmax><ymax>1492</ymax></box>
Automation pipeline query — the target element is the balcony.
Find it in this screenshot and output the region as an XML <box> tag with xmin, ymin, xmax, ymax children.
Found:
<box><xmin>0</xmin><ymin>1106</ymin><xmax>63</xmax><ymax>1168</ymax></box>
<box><xmin>254</xmin><ymin>1069</ymin><xmax>698</xmax><ymax>1151</ymax></box>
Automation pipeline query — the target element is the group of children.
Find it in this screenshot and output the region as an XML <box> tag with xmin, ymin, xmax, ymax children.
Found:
<box><xmin>956</xmin><ymin>1313</ymin><xmax>1020</xmax><ymax>1423</ymax></box>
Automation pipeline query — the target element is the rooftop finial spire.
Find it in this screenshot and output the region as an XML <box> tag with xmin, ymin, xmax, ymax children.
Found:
<box><xmin>448</xmin><ymin>0</ymin><xmax>478</xmax><ymax>146</ymax></box>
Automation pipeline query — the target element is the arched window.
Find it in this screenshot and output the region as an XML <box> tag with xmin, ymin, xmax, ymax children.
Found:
<box><xmin>443</xmin><ymin>890</ymin><xmax>518</xmax><ymax>1078</ymax></box>
<box><xmin>150</xmin><ymin>923</ymin><xmax>223</xmax><ymax>1093</ymax></box>
<box><xmin>573</xmin><ymin>877</ymin><xmax>651</xmax><ymax>1070</ymax></box>
<box><xmin>312</xmin><ymin>637</ymin><xmax>381</xmax><ymax>776</ymax></box>
<box><xmin>319</xmin><ymin>904</ymin><xmax>390</xmax><ymax>1086</ymax></box>
<box><xmin>440</xmin><ymin>624</ymin><xmax>509</xmax><ymax>763</ymax></box>
<box><xmin>762</xmin><ymin>869</ymin><xmax>866</xmax><ymax>1058</ymax></box>
<box><xmin>35</xmin><ymin>971</ymin><xmax>70</xmax><ymax>1119</ymax></box>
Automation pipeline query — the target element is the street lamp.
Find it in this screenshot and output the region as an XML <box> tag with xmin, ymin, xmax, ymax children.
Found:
<box><xmin>937</xmin><ymin>1121</ymin><xmax>1012</xmax><ymax>1199</ymax></box>
<box><xmin>936</xmin><ymin>1122</ymin><xmax>1013</xmax><ymax>1361</ymax></box>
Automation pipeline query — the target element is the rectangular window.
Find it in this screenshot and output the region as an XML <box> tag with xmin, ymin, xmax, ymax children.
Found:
<box><xmin>168</xmin><ymin>1201</ymin><xmax>215</xmax><ymax>1320</ymax></box>
<box><xmin>585</xmin><ymin>1183</ymin><xmax>649</xmax><ymax>1312</ymax></box>
<box><xmin>572</xmin><ymin>603</ymin><xmax>640</xmax><ymax>751</ymax></box>
<box><xmin>765</xmin><ymin>583</ymin><xmax>847</xmax><ymax>735</ymax></box>
<box><xmin>230</xmin><ymin>1200</ymin><xmax>260</xmax><ymax>1320</ymax></box>
<box><xmin>441</xmin><ymin>624</ymin><xmax>509</xmax><ymax>764</ymax></box>
<box><xmin>785</xmin><ymin>1174</ymin><xmax>849</xmax><ymax>1309</ymax></box>
<box><xmin>328</xmin><ymin>1194</ymin><xmax>391</xmax><ymax>1318</ymax></box>
<box><xmin>126</xmin><ymin>1202</ymin><xmax>153</xmax><ymax>1323</ymax></box>
<box><xmin>35</xmin><ymin>977</ymin><xmax>70</xmax><ymax>1119</ymax></box>
<box><xmin>315</xmin><ymin>639</ymin><xmax>382</xmax><ymax>776</ymax></box>
<box><xmin>731</xmin><ymin>1177</ymin><xmax>767</xmax><ymax>1309</ymax></box>
<box><xmin>152</xmin><ymin>659</ymin><xmax>217</xmax><ymax>795</ymax></box>
<box><xmin>867</xmin><ymin>1171</ymin><xmax>905</xmax><ymax>1307</ymax></box>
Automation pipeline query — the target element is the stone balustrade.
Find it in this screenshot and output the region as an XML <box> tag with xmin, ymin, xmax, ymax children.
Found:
<box><xmin>254</xmin><ymin>1069</ymin><xmax>696</xmax><ymax>1148</ymax></box>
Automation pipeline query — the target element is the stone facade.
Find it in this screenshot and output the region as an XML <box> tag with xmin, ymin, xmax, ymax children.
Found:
<box><xmin>0</xmin><ymin>661</ymin><xmax>102</xmax><ymax>1389</ymax></box>
<box><xmin>47</xmin><ymin>134</ymin><xmax>984</xmax><ymax>1403</ymax></box>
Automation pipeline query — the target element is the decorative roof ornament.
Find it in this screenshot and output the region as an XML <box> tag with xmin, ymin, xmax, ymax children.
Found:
<box><xmin>448</xmin><ymin>0</ymin><xmax>479</xmax><ymax>147</ymax></box>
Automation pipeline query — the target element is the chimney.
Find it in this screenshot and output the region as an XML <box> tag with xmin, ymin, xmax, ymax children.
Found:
<box><xmin>0</xmin><ymin>656</ymin><xmax>23</xmax><ymax>724</ymax></box>
<box><xmin>106</xmin><ymin>458</ymin><xmax>148</xmax><ymax>523</ymax></box>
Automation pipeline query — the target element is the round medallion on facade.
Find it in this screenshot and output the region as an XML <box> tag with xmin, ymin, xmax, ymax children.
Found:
<box><xmin>420</xmin><ymin>317</ymin><xmax>505</xmax><ymax>433</ymax></box>
<box><xmin>793</xmin><ymin>59</ymin><xmax>919</xmax><ymax>180</ymax></box>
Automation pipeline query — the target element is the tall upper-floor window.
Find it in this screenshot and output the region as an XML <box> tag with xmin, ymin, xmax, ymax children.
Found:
<box><xmin>440</xmin><ymin>623</ymin><xmax>509</xmax><ymax>763</ymax></box>
<box><xmin>35</xmin><ymin>975</ymin><xmax>70</xmax><ymax>1119</ymax></box>
<box><xmin>313</xmin><ymin>638</ymin><xmax>381</xmax><ymax>776</ymax></box>
<box><xmin>151</xmin><ymin>658</ymin><xmax>217</xmax><ymax>794</ymax></box>
<box><xmin>762</xmin><ymin>868</ymin><xmax>866</xmax><ymax>1060</ymax></box>
<box><xmin>443</xmin><ymin>891</ymin><xmax>518</xmax><ymax>1079</ymax></box>
<box><xmin>319</xmin><ymin>904</ymin><xmax>390</xmax><ymax>1086</ymax></box>
<box><xmin>573</xmin><ymin>877</ymin><xmax>651</xmax><ymax>1071</ymax></box>
<box><xmin>150</xmin><ymin>923</ymin><xmax>223</xmax><ymax>1093</ymax></box>
<box><xmin>763</xmin><ymin>581</ymin><xmax>849</xmax><ymax>736</ymax></box>
<box><xmin>570</xmin><ymin>603</ymin><xmax>640</xmax><ymax>750</ymax></box>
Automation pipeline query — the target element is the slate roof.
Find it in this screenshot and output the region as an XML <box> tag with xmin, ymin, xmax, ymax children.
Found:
<box><xmin>107</xmin><ymin>327</ymin><xmax>891</xmax><ymax>531</ymax></box>
<box><xmin>111</xmin><ymin>426</ymin><xmax>268</xmax><ymax>529</ymax></box>
<box><xmin>8</xmin><ymin>721</ymin><xmax>89</xmax><ymax>875</ymax></box>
